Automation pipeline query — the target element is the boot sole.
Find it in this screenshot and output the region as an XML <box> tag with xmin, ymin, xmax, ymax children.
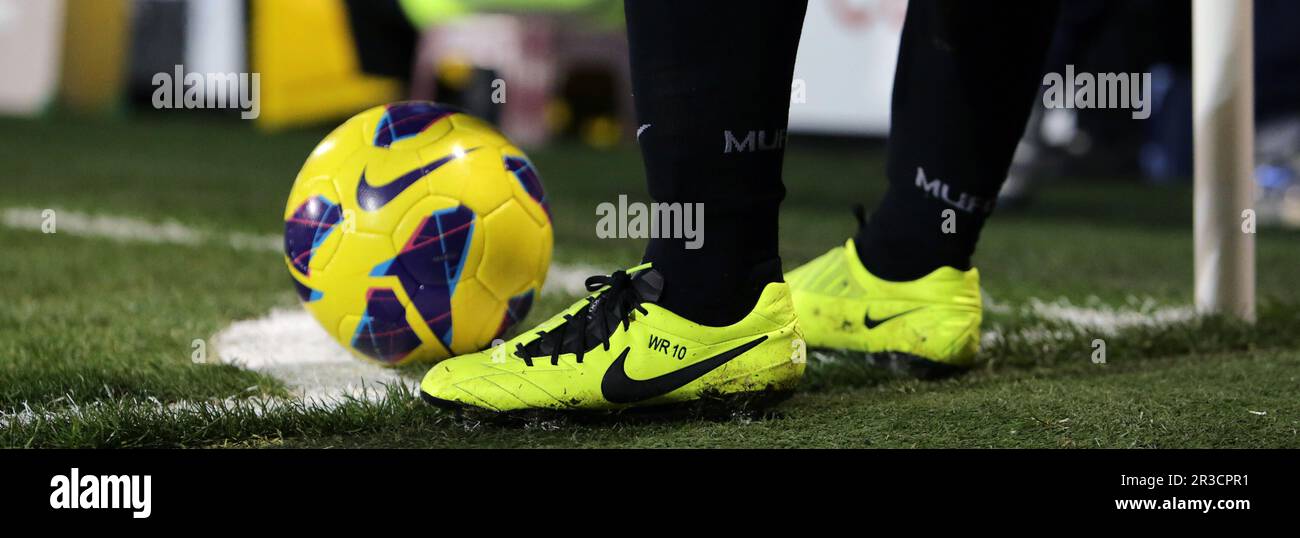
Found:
<box><xmin>420</xmin><ymin>386</ymin><xmax>797</xmax><ymax>424</ymax></box>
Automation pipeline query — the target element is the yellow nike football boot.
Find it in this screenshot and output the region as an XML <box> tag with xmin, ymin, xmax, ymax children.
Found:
<box><xmin>420</xmin><ymin>264</ymin><xmax>806</xmax><ymax>413</ymax></box>
<box><xmin>785</xmin><ymin>239</ymin><xmax>981</xmax><ymax>378</ymax></box>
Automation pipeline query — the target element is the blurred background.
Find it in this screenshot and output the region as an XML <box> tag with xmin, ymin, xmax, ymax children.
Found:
<box><xmin>1</xmin><ymin>0</ymin><xmax>1298</xmax><ymax>222</ymax></box>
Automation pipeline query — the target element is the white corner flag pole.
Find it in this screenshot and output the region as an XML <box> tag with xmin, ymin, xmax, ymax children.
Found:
<box><xmin>1193</xmin><ymin>0</ymin><xmax>1255</xmax><ymax>322</ymax></box>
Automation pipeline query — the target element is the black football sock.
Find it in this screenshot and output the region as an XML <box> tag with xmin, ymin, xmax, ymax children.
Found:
<box><xmin>625</xmin><ymin>0</ymin><xmax>807</xmax><ymax>325</ymax></box>
<box><xmin>855</xmin><ymin>0</ymin><xmax>1060</xmax><ymax>281</ymax></box>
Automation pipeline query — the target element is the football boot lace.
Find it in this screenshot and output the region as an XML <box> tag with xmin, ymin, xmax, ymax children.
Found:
<box><xmin>513</xmin><ymin>265</ymin><xmax>663</xmax><ymax>366</ymax></box>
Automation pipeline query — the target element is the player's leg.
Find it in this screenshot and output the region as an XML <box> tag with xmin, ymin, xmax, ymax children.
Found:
<box><xmin>631</xmin><ymin>0</ymin><xmax>806</xmax><ymax>327</ymax></box>
<box><xmin>421</xmin><ymin>0</ymin><xmax>810</xmax><ymax>412</ymax></box>
<box><xmin>787</xmin><ymin>0</ymin><xmax>1060</xmax><ymax>377</ymax></box>
<box><xmin>862</xmin><ymin>0</ymin><xmax>1062</xmax><ymax>279</ymax></box>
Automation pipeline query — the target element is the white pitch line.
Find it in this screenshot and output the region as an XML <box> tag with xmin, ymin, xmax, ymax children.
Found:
<box><xmin>2</xmin><ymin>206</ymin><xmax>595</xmax><ymax>293</ymax></box>
<box><xmin>2</xmin><ymin>206</ymin><xmax>281</xmax><ymax>252</ymax></box>
<box><xmin>210</xmin><ymin>308</ymin><xmax>416</xmax><ymax>404</ymax></box>
<box><xmin>980</xmin><ymin>294</ymin><xmax>1196</xmax><ymax>345</ymax></box>
<box><xmin>1022</xmin><ymin>297</ymin><xmax>1195</xmax><ymax>332</ymax></box>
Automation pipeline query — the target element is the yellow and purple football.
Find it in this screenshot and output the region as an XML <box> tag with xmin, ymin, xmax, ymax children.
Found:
<box><xmin>283</xmin><ymin>102</ymin><xmax>551</xmax><ymax>366</ymax></box>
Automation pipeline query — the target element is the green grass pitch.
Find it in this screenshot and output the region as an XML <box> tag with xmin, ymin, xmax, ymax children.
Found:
<box><xmin>1</xmin><ymin>114</ymin><xmax>1298</xmax><ymax>448</ymax></box>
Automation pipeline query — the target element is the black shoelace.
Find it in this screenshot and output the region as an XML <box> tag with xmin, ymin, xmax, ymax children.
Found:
<box><xmin>514</xmin><ymin>267</ymin><xmax>662</xmax><ymax>367</ymax></box>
